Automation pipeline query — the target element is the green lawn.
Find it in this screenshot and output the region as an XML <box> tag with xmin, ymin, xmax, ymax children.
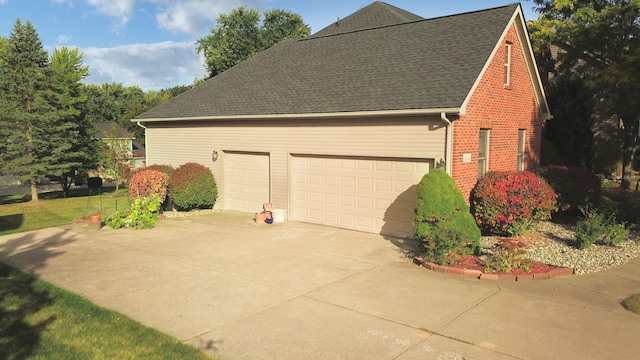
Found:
<box><xmin>0</xmin><ymin>186</ymin><xmax>129</xmax><ymax>236</ymax></box>
<box><xmin>0</xmin><ymin>262</ymin><xmax>211</xmax><ymax>359</ymax></box>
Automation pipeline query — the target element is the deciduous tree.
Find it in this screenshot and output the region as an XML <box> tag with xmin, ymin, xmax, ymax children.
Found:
<box><xmin>196</xmin><ymin>7</ymin><xmax>310</xmax><ymax>77</ymax></box>
<box><xmin>529</xmin><ymin>0</ymin><xmax>640</xmax><ymax>188</ymax></box>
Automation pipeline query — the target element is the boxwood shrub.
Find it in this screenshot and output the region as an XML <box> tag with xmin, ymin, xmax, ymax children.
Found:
<box><xmin>470</xmin><ymin>171</ymin><xmax>557</xmax><ymax>236</ymax></box>
<box><xmin>168</xmin><ymin>162</ymin><xmax>217</xmax><ymax>211</ymax></box>
<box><xmin>413</xmin><ymin>168</ymin><xmax>481</xmax><ymax>265</ymax></box>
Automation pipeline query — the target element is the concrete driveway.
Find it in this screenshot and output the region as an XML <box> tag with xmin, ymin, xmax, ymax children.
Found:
<box><xmin>1</xmin><ymin>211</ymin><xmax>640</xmax><ymax>359</ymax></box>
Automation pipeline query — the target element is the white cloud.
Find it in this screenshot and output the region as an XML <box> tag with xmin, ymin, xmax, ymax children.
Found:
<box><xmin>57</xmin><ymin>35</ymin><xmax>73</xmax><ymax>43</ymax></box>
<box><xmin>86</xmin><ymin>0</ymin><xmax>136</xmax><ymax>32</ymax></box>
<box><xmin>150</xmin><ymin>0</ymin><xmax>268</xmax><ymax>35</ymax></box>
<box><xmin>82</xmin><ymin>41</ymin><xmax>207</xmax><ymax>90</ymax></box>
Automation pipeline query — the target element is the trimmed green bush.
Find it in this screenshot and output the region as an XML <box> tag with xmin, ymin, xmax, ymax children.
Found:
<box><xmin>470</xmin><ymin>171</ymin><xmax>557</xmax><ymax>236</ymax></box>
<box><xmin>128</xmin><ymin>169</ymin><xmax>169</xmax><ymax>203</ymax></box>
<box><xmin>413</xmin><ymin>169</ymin><xmax>480</xmax><ymax>265</ymax></box>
<box><xmin>168</xmin><ymin>162</ymin><xmax>218</xmax><ymax>211</ymax></box>
<box><xmin>534</xmin><ymin>165</ymin><xmax>601</xmax><ymax>213</ymax></box>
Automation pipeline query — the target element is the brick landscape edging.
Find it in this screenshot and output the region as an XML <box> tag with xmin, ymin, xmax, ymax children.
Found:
<box><xmin>413</xmin><ymin>257</ymin><xmax>574</xmax><ymax>282</ymax></box>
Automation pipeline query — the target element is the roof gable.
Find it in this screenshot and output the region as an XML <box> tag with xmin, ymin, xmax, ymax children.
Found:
<box><xmin>310</xmin><ymin>1</ymin><xmax>423</xmax><ymax>38</ymax></box>
<box><xmin>137</xmin><ymin>3</ymin><xmax>525</xmax><ymax>121</ymax></box>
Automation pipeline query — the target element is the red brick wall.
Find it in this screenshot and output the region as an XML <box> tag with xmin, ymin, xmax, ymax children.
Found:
<box><xmin>452</xmin><ymin>23</ymin><xmax>544</xmax><ymax>201</ymax></box>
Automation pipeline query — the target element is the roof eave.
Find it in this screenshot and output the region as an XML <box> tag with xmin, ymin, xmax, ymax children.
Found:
<box><xmin>134</xmin><ymin>108</ymin><xmax>462</xmax><ymax>123</ymax></box>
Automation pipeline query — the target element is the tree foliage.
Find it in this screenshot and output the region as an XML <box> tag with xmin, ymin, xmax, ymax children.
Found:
<box><xmin>0</xmin><ymin>20</ymin><xmax>66</xmax><ymax>201</ymax></box>
<box><xmin>98</xmin><ymin>124</ymin><xmax>131</xmax><ymax>193</ymax></box>
<box><xmin>197</xmin><ymin>7</ymin><xmax>310</xmax><ymax>77</ymax></box>
<box><xmin>48</xmin><ymin>46</ymin><xmax>98</xmax><ymax>196</ymax></box>
<box><xmin>528</xmin><ymin>0</ymin><xmax>640</xmax><ymax>188</ymax></box>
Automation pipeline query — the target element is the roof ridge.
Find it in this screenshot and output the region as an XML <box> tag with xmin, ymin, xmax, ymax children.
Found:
<box><xmin>303</xmin><ymin>3</ymin><xmax>519</xmax><ymax>41</ymax></box>
<box><xmin>376</xmin><ymin>1</ymin><xmax>421</xmax><ymax>22</ymax></box>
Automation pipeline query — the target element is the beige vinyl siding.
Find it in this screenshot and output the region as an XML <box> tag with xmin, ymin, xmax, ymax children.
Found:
<box><xmin>144</xmin><ymin>116</ymin><xmax>446</xmax><ymax>211</ymax></box>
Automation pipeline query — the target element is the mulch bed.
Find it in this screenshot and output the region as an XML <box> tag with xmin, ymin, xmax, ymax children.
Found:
<box><xmin>448</xmin><ymin>255</ymin><xmax>561</xmax><ymax>276</ymax></box>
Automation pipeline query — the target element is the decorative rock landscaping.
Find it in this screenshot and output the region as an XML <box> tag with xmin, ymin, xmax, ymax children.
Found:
<box><xmin>519</xmin><ymin>221</ymin><xmax>640</xmax><ymax>275</ymax></box>
<box><xmin>414</xmin><ymin>220</ymin><xmax>640</xmax><ymax>279</ymax></box>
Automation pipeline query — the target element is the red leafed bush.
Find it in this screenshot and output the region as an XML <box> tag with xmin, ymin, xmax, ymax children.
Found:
<box><xmin>168</xmin><ymin>162</ymin><xmax>217</xmax><ymax>211</ymax></box>
<box><xmin>128</xmin><ymin>169</ymin><xmax>169</xmax><ymax>202</ymax></box>
<box><xmin>145</xmin><ymin>164</ymin><xmax>174</xmax><ymax>179</ymax></box>
<box><xmin>470</xmin><ymin>171</ymin><xmax>558</xmax><ymax>236</ymax></box>
<box><xmin>534</xmin><ymin>165</ymin><xmax>601</xmax><ymax>213</ymax></box>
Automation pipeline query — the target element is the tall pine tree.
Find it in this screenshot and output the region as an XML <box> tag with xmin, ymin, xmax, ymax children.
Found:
<box><xmin>0</xmin><ymin>20</ymin><xmax>70</xmax><ymax>201</ymax></box>
<box><xmin>49</xmin><ymin>47</ymin><xmax>99</xmax><ymax>197</ymax></box>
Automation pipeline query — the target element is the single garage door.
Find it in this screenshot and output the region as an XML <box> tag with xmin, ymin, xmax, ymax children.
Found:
<box><xmin>224</xmin><ymin>151</ymin><xmax>270</xmax><ymax>213</ymax></box>
<box><xmin>292</xmin><ymin>155</ymin><xmax>431</xmax><ymax>237</ymax></box>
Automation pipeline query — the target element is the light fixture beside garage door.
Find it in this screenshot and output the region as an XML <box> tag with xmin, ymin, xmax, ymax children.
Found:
<box><xmin>212</xmin><ymin>150</ymin><xmax>219</xmax><ymax>162</ymax></box>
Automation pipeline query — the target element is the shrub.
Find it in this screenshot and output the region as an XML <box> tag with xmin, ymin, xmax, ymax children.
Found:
<box><xmin>169</xmin><ymin>162</ymin><xmax>218</xmax><ymax>211</ymax></box>
<box><xmin>413</xmin><ymin>169</ymin><xmax>481</xmax><ymax>265</ymax></box>
<box><xmin>145</xmin><ymin>164</ymin><xmax>174</xmax><ymax>178</ymax></box>
<box><xmin>483</xmin><ymin>238</ymin><xmax>531</xmax><ymax>274</ymax></box>
<box><xmin>105</xmin><ymin>193</ymin><xmax>162</xmax><ymax>229</ymax></box>
<box><xmin>534</xmin><ymin>166</ymin><xmax>601</xmax><ymax>213</ymax></box>
<box><xmin>471</xmin><ymin>171</ymin><xmax>558</xmax><ymax>236</ymax></box>
<box><xmin>574</xmin><ymin>203</ymin><xmax>632</xmax><ymax>249</ymax></box>
<box><xmin>128</xmin><ymin>169</ymin><xmax>169</xmax><ymax>203</ymax></box>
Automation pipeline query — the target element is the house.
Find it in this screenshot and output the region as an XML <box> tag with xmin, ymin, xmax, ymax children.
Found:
<box><xmin>134</xmin><ymin>2</ymin><xmax>551</xmax><ymax>238</ymax></box>
<box><xmin>94</xmin><ymin>122</ymin><xmax>146</xmax><ymax>169</ymax></box>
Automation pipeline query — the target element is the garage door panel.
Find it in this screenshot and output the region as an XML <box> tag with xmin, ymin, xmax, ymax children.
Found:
<box><xmin>225</xmin><ymin>152</ymin><xmax>270</xmax><ymax>213</ymax></box>
<box><xmin>292</xmin><ymin>155</ymin><xmax>431</xmax><ymax>237</ymax></box>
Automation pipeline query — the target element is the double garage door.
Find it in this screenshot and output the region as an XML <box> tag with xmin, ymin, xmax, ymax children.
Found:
<box><xmin>292</xmin><ymin>155</ymin><xmax>431</xmax><ymax>238</ymax></box>
<box><xmin>224</xmin><ymin>152</ymin><xmax>431</xmax><ymax>238</ymax></box>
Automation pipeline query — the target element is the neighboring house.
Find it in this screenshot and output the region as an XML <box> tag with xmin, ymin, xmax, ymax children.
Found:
<box><xmin>134</xmin><ymin>2</ymin><xmax>551</xmax><ymax>238</ymax></box>
<box><xmin>94</xmin><ymin>122</ymin><xmax>146</xmax><ymax>169</ymax></box>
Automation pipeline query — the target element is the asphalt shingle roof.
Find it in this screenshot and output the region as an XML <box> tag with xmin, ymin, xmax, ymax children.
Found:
<box><xmin>310</xmin><ymin>1</ymin><xmax>424</xmax><ymax>38</ymax></box>
<box><xmin>137</xmin><ymin>3</ymin><xmax>520</xmax><ymax>120</ymax></box>
<box><xmin>94</xmin><ymin>122</ymin><xmax>134</xmax><ymax>139</ymax></box>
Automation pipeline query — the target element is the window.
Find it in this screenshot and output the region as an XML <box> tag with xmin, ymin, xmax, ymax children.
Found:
<box><xmin>517</xmin><ymin>129</ymin><xmax>526</xmax><ymax>171</ymax></box>
<box><xmin>478</xmin><ymin>129</ymin><xmax>490</xmax><ymax>178</ymax></box>
<box><xmin>504</xmin><ymin>41</ymin><xmax>512</xmax><ymax>86</ymax></box>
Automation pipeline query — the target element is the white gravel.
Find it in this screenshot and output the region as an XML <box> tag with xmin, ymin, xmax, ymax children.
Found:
<box><xmin>482</xmin><ymin>221</ymin><xmax>640</xmax><ymax>275</ymax></box>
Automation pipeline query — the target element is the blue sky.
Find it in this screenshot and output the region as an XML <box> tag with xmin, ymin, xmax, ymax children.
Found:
<box><xmin>0</xmin><ymin>0</ymin><xmax>539</xmax><ymax>91</ymax></box>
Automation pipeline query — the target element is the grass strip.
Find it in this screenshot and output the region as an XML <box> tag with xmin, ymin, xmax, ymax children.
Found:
<box><xmin>0</xmin><ymin>187</ymin><xmax>128</xmax><ymax>236</ymax></box>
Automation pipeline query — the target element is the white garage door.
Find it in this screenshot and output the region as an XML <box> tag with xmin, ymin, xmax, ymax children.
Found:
<box><xmin>292</xmin><ymin>155</ymin><xmax>431</xmax><ymax>237</ymax></box>
<box><xmin>224</xmin><ymin>151</ymin><xmax>270</xmax><ymax>213</ymax></box>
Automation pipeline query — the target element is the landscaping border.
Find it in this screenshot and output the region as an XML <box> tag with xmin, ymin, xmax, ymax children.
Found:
<box><xmin>413</xmin><ymin>257</ymin><xmax>574</xmax><ymax>282</ymax></box>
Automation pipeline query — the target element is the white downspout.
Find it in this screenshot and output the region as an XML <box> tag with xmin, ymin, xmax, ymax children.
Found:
<box><xmin>440</xmin><ymin>112</ymin><xmax>453</xmax><ymax>176</ymax></box>
<box><xmin>136</xmin><ymin>121</ymin><xmax>148</xmax><ymax>166</ymax></box>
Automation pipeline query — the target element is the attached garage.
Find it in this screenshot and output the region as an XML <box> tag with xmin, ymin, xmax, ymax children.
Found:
<box><xmin>292</xmin><ymin>155</ymin><xmax>432</xmax><ymax>237</ymax></box>
<box><xmin>224</xmin><ymin>151</ymin><xmax>270</xmax><ymax>213</ymax></box>
<box><xmin>135</xmin><ymin>4</ymin><xmax>550</xmax><ymax>240</ymax></box>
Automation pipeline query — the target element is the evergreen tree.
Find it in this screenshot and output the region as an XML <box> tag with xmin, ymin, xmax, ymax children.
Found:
<box><xmin>0</xmin><ymin>19</ymin><xmax>64</xmax><ymax>201</ymax></box>
<box><xmin>49</xmin><ymin>46</ymin><xmax>98</xmax><ymax>196</ymax></box>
